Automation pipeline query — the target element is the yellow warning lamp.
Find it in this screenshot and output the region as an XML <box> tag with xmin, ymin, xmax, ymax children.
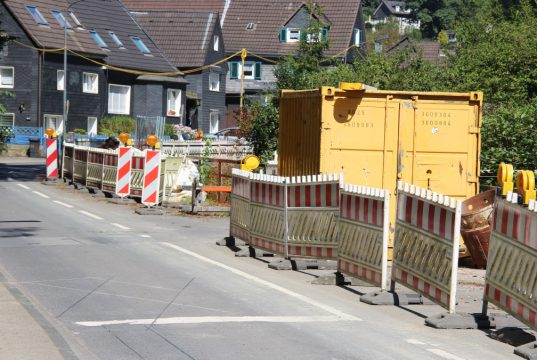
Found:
<box><xmin>126</xmin><ymin>138</ymin><xmax>133</xmax><ymax>146</ymax></box>
<box><xmin>45</xmin><ymin>127</ymin><xmax>56</xmax><ymax>138</ymax></box>
<box><xmin>340</xmin><ymin>82</ymin><xmax>364</xmax><ymax>91</ymax></box>
<box><xmin>240</xmin><ymin>155</ymin><xmax>260</xmax><ymax>172</ymax></box>
<box><xmin>155</xmin><ymin>142</ymin><xmax>161</xmax><ymax>150</ymax></box>
<box><xmin>146</xmin><ymin>133</ymin><xmax>158</xmax><ymax>149</ymax></box>
<box><xmin>118</xmin><ymin>132</ymin><xmax>129</xmax><ymax>146</ymax></box>
<box><xmin>497</xmin><ymin>162</ymin><xmax>514</xmax><ymax>196</ymax></box>
<box><xmin>516</xmin><ymin>170</ymin><xmax>536</xmax><ymax>205</ymax></box>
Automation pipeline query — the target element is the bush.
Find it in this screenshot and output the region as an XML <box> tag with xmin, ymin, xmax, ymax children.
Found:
<box><xmin>73</xmin><ymin>128</ymin><xmax>87</xmax><ymax>135</ymax></box>
<box><xmin>98</xmin><ymin>115</ymin><xmax>136</xmax><ymax>136</ymax></box>
<box><xmin>164</xmin><ymin>123</ymin><xmax>176</xmax><ymax>137</ymax></box>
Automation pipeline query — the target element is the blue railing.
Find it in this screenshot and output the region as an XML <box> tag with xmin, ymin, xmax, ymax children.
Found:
<box><xmin>6</xmin><ymin>126</ymin><xmax>42</xmax><ymax>145</ymax></box>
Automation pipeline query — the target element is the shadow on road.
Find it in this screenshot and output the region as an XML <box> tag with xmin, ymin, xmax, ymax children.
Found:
<box><xmin>0</xmin><ymin>163</ymin><xmax>45</xmax><ymax>182</ymax></box>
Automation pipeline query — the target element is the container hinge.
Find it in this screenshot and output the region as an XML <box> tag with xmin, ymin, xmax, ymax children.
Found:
<box><xmin>469</xmin><ymin>126</ymin><xmax>480</xmax><ymax>134</ymax></box>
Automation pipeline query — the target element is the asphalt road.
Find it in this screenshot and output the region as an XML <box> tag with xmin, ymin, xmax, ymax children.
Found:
<box><xmin>0</xmin><ymin>158</ymin><xmax>519</xmax><ymax>359</ymax></box>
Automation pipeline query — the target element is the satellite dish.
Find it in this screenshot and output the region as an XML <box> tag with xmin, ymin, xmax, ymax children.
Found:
<box><xmin>240</xmin><ymin>155</ymin><xmax>260</xmax><ymax>172</ymax></box>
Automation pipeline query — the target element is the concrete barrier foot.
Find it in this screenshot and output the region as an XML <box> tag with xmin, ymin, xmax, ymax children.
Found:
<box><xmin>41</xmin><ymin>178</ymin><xmax>58</xmax><ymax>186</ymax></box>
<box><xmin>292</xmin><ymin>259</ymin><xmax>337</xmax><ymax>270</ymax></box>
<box><xmin>515</xmin><ymin>342</ymin><xmax>537</xmax><ymax>360</ymax></box>
<box><xmin>135</xmin><ymin>207</ymin><xmax>164</xmax><ymax>215</ymax></box>
<box><xmin>425</xmin><ymin>312</ymin><xmax>491</xmax><ymax>329</ymax></box>
<box><xmin>268</xmin><ymin>259</ymin><xmax>293</xmax><ymax>270</ymax></box>
<box><xmin>108</xmin><ymin>198</ymin><xmax>136</xmax><ymax>205</ymax></box>
<box><xmin>216</xmin><ymin>236</ymin><xmax>246</xmax><ymax>247</ymax></box>
<box><xmin>360</xmin><ymin>290</ymin><xmax>424</xmax><ymax>305</ymax></box>
<box><xmin>311</xmin><ymin>272</ymin><xmax>347</xmax><ymax>285</ymax></box>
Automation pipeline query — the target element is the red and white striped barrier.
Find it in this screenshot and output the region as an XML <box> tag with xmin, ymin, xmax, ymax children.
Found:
<box><xmin>392</xmin><ymin>182</ymin><xmax>462</xmax><ymax>313</ymax></box>
<box><xmin>46</xmin><ymin>138</ymin><xmax>58</xmax><ymax>179</ymax></box>
<box><xmin>141</xmin><ymin>150</ymin><xmax>161</xmax><ymax>206</ymax></box>
<box><xmin>338</xmin><ymin>184</ymin><xmax>390</xmax><ymax>289</ymax></box>
<box><xmin>115</xmin><ymin>147</ymin><xmax>133</xmax><ymax>197</ymax></box>
<box><xmin>230</xmin><ymin>169</ymin><xmax>253</xmax><ymax>242</ymax></box>
<box><xmin>483</xmin><ymin>193</ymin><xmax>537</xmax><ymax>330</ymax></box>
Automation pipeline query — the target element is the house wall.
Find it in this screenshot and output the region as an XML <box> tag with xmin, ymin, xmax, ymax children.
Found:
<box><xmin>226</xmin><ymin>59</ymin><xmax>277</xmax><ymax>94</ymax></box>
<box><xmin>0</xmin><ymin>2</ymin><xmax>39</xmax><ymax>127</ymax></box>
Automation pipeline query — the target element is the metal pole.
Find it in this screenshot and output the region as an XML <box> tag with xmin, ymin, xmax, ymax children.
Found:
<box><xmin>239</xmin><ymin>48</ymin><xmax>246</xmax><ymax>116</ymax></box>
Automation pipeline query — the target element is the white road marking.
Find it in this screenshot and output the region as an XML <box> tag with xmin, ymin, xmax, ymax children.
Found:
<box><xmin>111</xmin><ymin>223</ymin><xmax>130</xmax><ymax>230</ymax></box>
<box><xmin>32</xmin><ymin>191</ymin><xmax>50</xmax><ymax>199</ymax></box>
<box><xmin>406</xmin><ymin>339</ymin><xmax>426</xmax><ymax>345</ymax></box>
<box><xmin>161</xmin><ymin>242</ymin><xmax>360</xmax><ymax>321</ymax></box>
<box><xmin>53</xmin><ymin>200</ymin><xmax>73</xmax><ymax>208</ymax></box>
<box><xmin>76</xmin><ymin>315</ymin><xmax>347</xmax><ymax>327</ymax></box>
<box><xmin>140</xmin><ymin>234</ymin><xmax>151</xmax><ymax>238</ymax></box>
<box><xmin>17</xmin><ymin>184</ymin><xmax>31</xmax><ymax>190</ymax></box>
<box><xmin>426</xmin><ymin>349</ymin><xmax>465</xmax><ymax>360</ymax></box>
<box><xmin>78</xmin><ymin>210</ymin><xmax>103</xmax><ymax>220</ymax></box>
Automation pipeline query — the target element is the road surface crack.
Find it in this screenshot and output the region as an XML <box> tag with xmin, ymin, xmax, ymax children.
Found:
<box><xmin>56</xmin><ymin>276</ymin><xmax>114</xmax><ymax>318</ymax></box>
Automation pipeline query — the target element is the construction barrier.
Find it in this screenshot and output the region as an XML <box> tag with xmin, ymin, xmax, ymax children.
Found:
<box><xmin>338</xmin><ymin>185</ymin><xmax>390</xmax><ymax>289</ymax></box>
<box><xmin>230</xmin><ymin>169</ymin><xmax>252</xmax><ymax>243</ymax></box>
<box><xmin>392</xmin><ymin>182</ymin><xmax>462</xmax><ymax>313</ymax></box>
<box><xmin>483</xmin><ymin>193</ymin><xmax>537</xmax><ymax>330</ymax></box>
<box><xmin>141</xmin><ymin>150</ymin><xmax>161</xmax><ymax>206</ymax></box>
<box><xmin>116</xmin><ymin>147</ymin><xmax>132</xmax><ymax>197</ymax></box>
<box><xmin>249</xmin><ymin>174</ymin><xmax>341</xmax><ymax>259</ymax></box>
<box><xmin>62</xmin><ymin>143</ymin><xmax>74</xmax><ymax>180</ymax></box>
<box><xmin>45</xmin><ymin>138</ymin><xmax>58</xmax><ymax>179</ymax></box>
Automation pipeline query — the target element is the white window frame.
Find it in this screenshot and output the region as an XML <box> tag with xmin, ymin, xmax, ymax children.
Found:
<box><xmin>239</xmin><ymin>62</ymin><xmax>255</xmax><ymax>80</ymax></box>
<box><xmin>108</xmin><ymin>84</ymin><xmax>131</xmax><ymax>115</ymax></box>
<box><xmin>209</xmin><ymin>72</ymin><xmax>220</xmax><ymax>92</ymax></box>
<box><xmin>87</xmin><ymin>116</ymin><xmax>98</xmax><ymax>135</ymax></box>
<box><xmin>209</xmin><ymin>110</ymin><xmax>219</xmax><ymax>133</ymax></box>
<box><xmin>167</xmin><ymin>89</ymin><xmax>182</xmax><ymax>117</ymax></box>
<box><xmin>287</xmin><ymin>28</ymin><xmax>300</xmax><ymax>42</ymax></box>
<box><xmin>57</xmin><ymin>69</ymin><xmax>65</xmax><ymax>91</ymax></box>
<box><xmin>0</xmin><ymin>66</ymin><xmax>14</xmax><ymax>88</ymax></box>
<box><xmin>83</xmin><ymin>72</ymin><xmax>98</xmax><ymax>94</ymax></box>
<box><xmin>0</xmin><ymin>113</ymin><xmax>15</xmax><ymax>127</ymax></box>
<box><xmin>44</xmin><ymin>114</ymin><xmax>64</xmax><ymax>134</ymax></box>
<box><xmin>213</xmin><ymin>35</ymin><xmax>219</xmax><ymax>51</ymax></box>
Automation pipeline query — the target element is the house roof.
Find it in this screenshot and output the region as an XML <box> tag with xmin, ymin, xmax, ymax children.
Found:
<box><xmin>386</xmin><ymin>36</ymin><xmax>445</xmax><ymax>64</ymax></box>
<box><xmin>121</xmin><ymin>0</ymin><xmax>363</xmax><ymax>58</ymax></box>
<box><xmin>133</xmin><ymin>11</ymin><xmax>219</xmax><ymax>68</ymax></box>
<box><xmin>374</xmin><ymin>1</ymin><xmax>410</xmax><ymax>17</ymax></box>
<box><xmin>4</xmin><ymin>0</ymin><xmax>177</xmax><ymax>73</ymax></box>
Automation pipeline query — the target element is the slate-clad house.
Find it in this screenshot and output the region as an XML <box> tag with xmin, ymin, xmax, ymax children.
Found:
<box><xmin>368</xmin><ymin>0</ymin><xmax>420</xmax><ymax>35</ymax></box>
<box><xmin>133</xmin><ymin>11</ymin><xmax>227</xmax><ymax>133</ymax></box>
<box><xmin>0</xmin><ymin>0</ymin><xmax>186</xmax><ymax>136</ymax></box>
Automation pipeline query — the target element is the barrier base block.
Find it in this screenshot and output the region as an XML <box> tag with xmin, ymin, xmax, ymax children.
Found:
<box><xmin>108</xmin><ymin>198</ymin><xmax>136</xmax><ymax>205</ymax></box>
<box><xmin>311</xmin><ymin>272</ymin><xmax>346</xmax><ymax>285</ymax></box>
<box><xmin>515</xmin><ymin>342</ymin><xmax>537</xmax><ymax>360</ymax></box>
<box><xmin>360</xmin><ymin>290</ymin><xmax>424</xmax><ymax>305</ymax></box>
<box><xmin>135</xmin><ymin>207</ymin><xmax>164</xmax><ymax>215</ymax></box>
<box><xmin>41</xmin><ymin>178</ymin><xmax>58</xmax><ymax>186</ymax></box>
<box><xmin>74</xmin><ymin>183</ymin><xmax>86</xmax><ymax>191</ymax></box>
<box><xmin>425</xmin><ymin>312</ymin><xmax>492</xmax><ymax>329</ymax></box>
<box><xmin>216</xmin><ymin>236</ymin><xmax>247</xmax><ymax>247</ymax></box>
<box><xmin>235</xmin><ymin>246</ymin><xmax>274</xmax><ymax>258</ymax></box>
<box><xmin>268</xmin><ymin>259</ymin><xmax>337</xmax><ymax>271</ymax></box>
<box><xmin>489</xmin><ymin>314</ymin><xmax>529</xmax><ymax>329</ymax></box>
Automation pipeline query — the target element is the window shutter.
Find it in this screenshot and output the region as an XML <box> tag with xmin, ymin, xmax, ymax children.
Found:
<box><xmin>321</xmin><ymin>28</ymin><xmax>328</xmax><ymax>41</ymax></box>
<box><xmin>300</xmin><ymin>31</ymin><xmax>306</xmax><ymax>42</ymax></box>
<box><xmin>279</xmin><ymin>27</ymin><xmax>286</xmax><ymax>42</ymax></box>
<box><xmin>229</xmin><ymin>62</ymin><xmax>238</xmax><ymax>79</ymax></box>
<box><xmin>254</xmin><ymin>62</ymin><xmax>262</xmax><ymax>80</ymax></box>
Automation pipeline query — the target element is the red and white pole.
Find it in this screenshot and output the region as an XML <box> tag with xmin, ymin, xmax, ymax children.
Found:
<box><xmin>115</xmin><ymin>147</ymin><xmax>132</xmax><ymax>197</ymax></box>
<box><xmin>45</xmin><ymin>138</ymin><xmax>59</xmax><ymax>179</ymax></box>
<box><xmin>141</xmin><ymin>150</ymin><xmax>161</xmax><ymax>207</ymax></box>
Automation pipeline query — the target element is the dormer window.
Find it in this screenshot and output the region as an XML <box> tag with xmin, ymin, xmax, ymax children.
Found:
<box><xmin>90</xmin><ymin>30</ymin><xmax>108</xmax><ymax>50</ymax></box>
<box><xmin>26</xmin><ymin>6</ymin><xmax>48</xmax><ymax>26</ymax></box>
<box><xmin>68</xmin><ymin>11</ymin><xmax>83</xmax><ymax>29</ymax></box>
<box><xmin>280</xmin><ymin>27</ymin><xmax>328</xmax><ymax>43</ymax></box>
<box><xmin>131</xmin><ymin>36</ymin><xmax>151</xmax><ymax>55</ymax></box>
<box><xmin>51</xmin><ymin>11</ymin><xmax>72</xmax><ymax>30</ymax></box>
<box><xmin>287</xmin><ymin>28</ymin><xmax>300</xmax><ymax>42</ymax></box>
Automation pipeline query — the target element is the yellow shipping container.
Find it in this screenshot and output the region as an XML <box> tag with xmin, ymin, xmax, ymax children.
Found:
<box><xmin>279</xmin><ymin>85</ymin><xmax>482</xmax><ymax>240</ymax></box>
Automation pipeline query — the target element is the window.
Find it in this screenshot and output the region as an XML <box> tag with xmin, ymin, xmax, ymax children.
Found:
<box><xmin>83</xmin><ymin>72</ymin><xmax>98</xmax><ymax>94</ymax></box>
<box><xmin>90</xmin><ymin>30</ymin><xmax>108</xmax><ymax>49</ymax></box>
<box><xmin>57</xmin><ymin>70</ymin><xmax>65</xmax><ymax>91</ymax></box>
<box><xmin>213</xmin><ymin>35</ymin><xmax>219</xmax><ymax>51</ymax></box>
<box><xmin>353</xmin><ymin>28</ymin><xmax>362</xmax><ymax>47</ymax></box>
<box><xmin>131</xmin><ymin>36</ymin><xmax>151</xmax><ymax>55</ymax></box>
<box><xmin>87</xmin><ymin>117</ymin><xmax>98</xmax><ymax>135</ymax></box>
<box><xmin>0</xmin><ymin>67</ymin><xmax>14</xmax><ymax>88</ymax></box>
<box><xmin>108</xmin><ymin>31</ymin><xmax>124</xmax><ymax>48</ymax></box>
<box><xmin>287</xmin><ymin>28</ymin><xmax>300</xmax><ymax>42</ymax></box>
<box><xmin>44</xmin><ymin>114</ymin><xmax>64</xmax><ymax>134</ymax></box>
<box><xmin>51</xmin><ymin>11</ymin><xmax>72</xmax><ymax>30</ymax></box>
<box><xmin>0</xmin><ymin>113</ymin><xmax>14</xmax><ymax>127</ymax></box>
<box><xmin>108</xmin><ymin>84</ymin><xmax>131</xmax><ymax>115</ymax></box>
<box><xmin>167</xmin><ymin>89</ymin><xmax>182</xmax><ymax>117</ymax></box>
<box><xmin>26</xmin><ymin>6</ymin><xmax>48</xmax><ymax>26</ymax></box>
<box><xmin>246</xmin><ymin>22</ymin><xmax>255</xmax><ymax>30</ymax></box>
<box><xmin>68</xmin><ymin>11</ymin><xmax>83</xmax><ymax>29</ymax></box>
<box><xmin>209</xmin><ymin>110</ymin><xmax>219</xmax><ymax>133</ymax></box>
<box><xmin>229</xmin><ymin>61</ymin><xmax>261</xmax><ymax>80</ymax></box>
<box><xmin>209</xmin><ymin>72</ymin><xmax>220</xmax><ymax>92</ymax></box>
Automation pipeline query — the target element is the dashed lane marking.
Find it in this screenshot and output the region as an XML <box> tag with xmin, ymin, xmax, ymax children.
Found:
<box><xmin>161</xmin><ymin>242</ymin><xmax>360</xmax><ymax>321</ymax></box>
<box><xmin>140</xmin><ymin>235</ymin><xmax>151</xmax><ymax>238</ymax></box>
<box><xmin>32</xmin><ymin>191</ymin><xmax>50</xmax><ymax>199</ymax></box>
<box><xmin>111</xmin><ymin>223</ymin><xmax>130</xmax><ymax>230</ymax></box>
<box><xmin>406</xmin><ymin>339</ymin><xmax>426</xmax><ymax>345</ymax></box>
<box><xmin>426</xmin><ymin>349</ymin><xmax>465</xmax><ymax>360</ymax></box>
<box><xmin>17</xmin><ymin>184</ymin><xmax>31</xmax><ymax>190</ymax></box>
<box><xmin>53</xmin><ymin>201</ymin><xmax>74</xmax><ymax>208</ymax></box>
<box><xmin>78</xmin><ymin>210</ymin><xmax>103</xmax><ymax>220</ymax></box>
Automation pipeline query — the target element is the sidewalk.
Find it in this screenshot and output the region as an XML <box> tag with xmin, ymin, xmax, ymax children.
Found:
<box><xmin>0</xmin><ymin>282</ymin><xmax>63</xmax><ymax>360</ymax></box>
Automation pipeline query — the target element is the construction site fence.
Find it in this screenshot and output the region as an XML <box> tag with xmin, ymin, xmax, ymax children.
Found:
<box><xmin>160</xmin><ymin>140</ymin><xmax>252</xmax><ymax>159</ymax></box>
